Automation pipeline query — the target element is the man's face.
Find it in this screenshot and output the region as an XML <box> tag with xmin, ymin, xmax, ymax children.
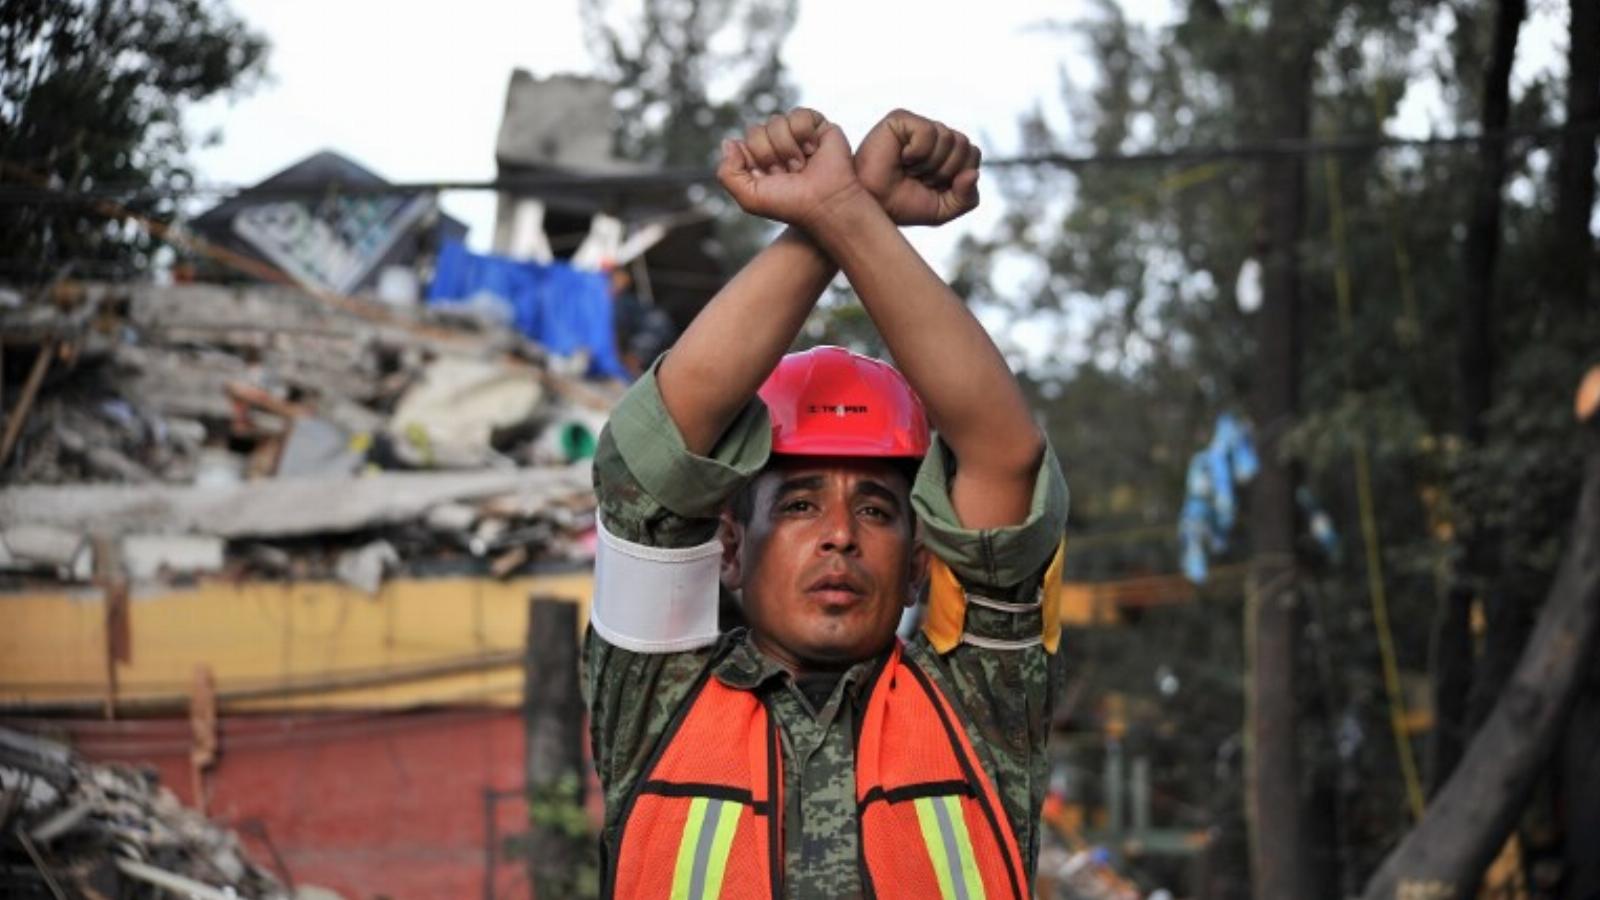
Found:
<box><xmin>722</xmin><ymin>457</ymin><xmax>924</xmax><ymax>672</ymax></box>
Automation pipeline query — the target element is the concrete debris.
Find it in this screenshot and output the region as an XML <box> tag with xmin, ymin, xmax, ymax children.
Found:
<box><xmin>3</xmin><ymin>465</ymin><xmax>592</xmax><ymax>539</ymax></box>
<box><xmin>121</xmin><ymin>534</ymin><xmax>226</xmax><ymax>582</ymax></box>
<box><xmin>0</xmin><ymin>525</ymin><xmax>93</xmax><ymax>581</ymax></box>
<box><xmin>0</xmin><ymin>282</ymin><xmax>618</xmax><ymax>590</ymax></box>
<box><xmin>0</xmin><ymin>726</ymin><xmax>308</xmax><ymax>899</ymax></box>
<box><xmin>334</xmin><ymin>539</ymin><xmax>400</xmax><ymax>595</ymax></box>
<box><xmin>387</xmin><ymin>355</ymin><xmax>545</xmax><ymax>468</ymax></box>
<box><xmin>276</xmin><ymin>416</ymin><xmax>364</xmax><ymax>478</ymax></box>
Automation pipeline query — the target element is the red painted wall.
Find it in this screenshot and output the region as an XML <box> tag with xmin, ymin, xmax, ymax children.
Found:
<box><xmin>17</xmin><ymin>709</ymin><xmax>564</xmax><ymax>899</ymax></box>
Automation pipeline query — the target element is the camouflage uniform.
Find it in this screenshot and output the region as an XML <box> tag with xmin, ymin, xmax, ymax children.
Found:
<box><xmin>584</xmin><ymin>366</ymin><xmax>1069</xmax><ymax>900</ymax></box>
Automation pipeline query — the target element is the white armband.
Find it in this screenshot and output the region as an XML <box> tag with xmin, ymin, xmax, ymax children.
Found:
<box><xmin>590</xmin><ymin>514</ymin><xmax>723</xmax><ymax>653</ymax></box>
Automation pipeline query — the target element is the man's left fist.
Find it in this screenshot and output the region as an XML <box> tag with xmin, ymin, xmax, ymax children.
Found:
<box><xmin>854</xmin><ymin>110</ymin><xmax>981</xmax><ymax>227</ymax></box>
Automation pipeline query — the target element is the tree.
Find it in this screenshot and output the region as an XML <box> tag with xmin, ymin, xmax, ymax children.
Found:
<box><xmin>1245</xmin><ymin>0</ymin><xmax>1319</xmax><ymax>891</ymax></box>
<box><xmin>0</xmin><ymin>0</ymin><xmax>268</xmax><ymax>283</ymax></box>
<box><xmin>1360</xmin><ymin>375</ymin><xmax>1600</xmax><ymax>900</ymax></box>
<box><xmin>581</xmin><ymin>0</ymin><xmax>797</xmax><ymax>169</ymax></box>
<box><xmin>1432</xmin><ymin>0</ymin><xmax>1526</xmax><ymax>794</ymax></box>
<box><xmin>581</xmin><ymin>0</ymin><xmax>799</xmax><ymax>274</ymax></box>
<box><xmin>1552</xmin><ymin>3</ymin><xmax>1600</xmax><ymax>896</ymax></box>
<box><xmin>962</xmin><ymin>0</ymin><xmax>1599</xmax><ymax>893</ymax></box>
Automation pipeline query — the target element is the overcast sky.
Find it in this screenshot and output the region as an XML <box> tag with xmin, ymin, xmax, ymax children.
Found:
<box><xmin>186</xmin><ymin>0</ymin><xmax>1571</xmax><ymax>365</ymax></box>
<box><xmin>185</xmin><ymin>0</ymin><xmax>1163</xmax><ymax>270</ymax></box>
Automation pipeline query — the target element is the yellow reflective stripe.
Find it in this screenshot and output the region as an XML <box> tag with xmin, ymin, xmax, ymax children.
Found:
<box><xmin>914</xmin><ymin>797</ymin><xmax>959</xmax><ymax>900</ymax></box>
<box><xmin>670</xmin><ymin>796</ymin><xmax>743</xmax><ymax>900</ymax></box>
<box><xmin>701</xmin><ymin>799</ymin><xmax>741</xmax><ymax>897</ymax></box>
<box><xmin>671</xmin><ymin>797</ymin><xmax>710</xmax><ymax>900</ymax></box>
<box><xmin>915</xmin><ymin>795</ymin><xmax>988</xmax><ymax>900</ymax></box>
<box><xmin>940</xmin><ymin>795</ymin><xmax>987</xmax><ymax>900</ymax></box>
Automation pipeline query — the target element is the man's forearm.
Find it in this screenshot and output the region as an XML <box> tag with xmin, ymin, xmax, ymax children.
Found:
<box><xmin>658</xmin><ymin>227</ymin><xmax>836</xmax><ymax>456</ymax></box>
<box><xmin>805</xmin><ymin>191</ymin><xmax>1043</xmax><ymax>526</ymax></box>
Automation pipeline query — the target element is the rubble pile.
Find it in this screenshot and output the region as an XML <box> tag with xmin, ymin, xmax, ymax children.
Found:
<box><xmin>0</xmin><ymin>727</ymin><xmax>296</xmax><ymax>899</ymax></box>
<box><xmin>0</xmin><ymin>281</ymin><xmax>615</xmax><ymax>591</ymax></box>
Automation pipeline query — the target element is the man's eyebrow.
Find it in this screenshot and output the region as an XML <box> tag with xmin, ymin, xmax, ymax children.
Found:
<box><xmin>854</xmin><ymin>479</ymin><xmax>904</xmax><ymax>510</ymax></box>
<box><xmin>774</xmin><ymin>474</ymin><xmax>825</xmax><ymax>498</ymax></box>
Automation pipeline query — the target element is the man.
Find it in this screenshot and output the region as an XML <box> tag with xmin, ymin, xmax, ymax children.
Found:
<box><xmin>585</xmin><ymin>107</ymin><xmax>1069</xmax><ymax>899</ymax></box>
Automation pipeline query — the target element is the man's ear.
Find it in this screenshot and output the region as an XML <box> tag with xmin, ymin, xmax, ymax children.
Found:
<box><xmin>906</xmin><ymin>537</ymin><xmax>929</xmax><ymax>609</ymax></box>
<box><xmin>718</xmin><ymin>510</ymin><xmax>745</xmax><ymax>591</ymax></box>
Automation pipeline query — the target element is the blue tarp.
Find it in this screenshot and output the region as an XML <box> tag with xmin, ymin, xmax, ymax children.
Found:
<box><xmin>1178</xmin><ymin>413</ymin><xmax>1260</xmax><ymax>582</ymax></box>
<box><xmin>1176</xmin><ymin>413</ymin><xmax>1341</xmax><ymax>581</ymax></box>
<box><xmin>426</xmin><ymin>241</ymin><xmax>629</xmax><ymax>380</ymax></box>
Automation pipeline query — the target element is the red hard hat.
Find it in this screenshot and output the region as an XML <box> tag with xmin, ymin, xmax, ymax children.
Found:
<box><xmin>757</xmin><ymin>346</ymin><xmax>930</xmax><ymax>458</ymax></box>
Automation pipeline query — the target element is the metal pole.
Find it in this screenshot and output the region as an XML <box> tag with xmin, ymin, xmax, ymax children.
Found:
<box><xmin>483</xmin><ymin>787</ymin><xmax>497</xmax><ymax>900</ymax></box>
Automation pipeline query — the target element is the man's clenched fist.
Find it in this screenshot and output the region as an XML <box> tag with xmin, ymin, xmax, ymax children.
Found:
<box><xmin>716</xmin><ymin>108</ymin><xmax>863</xmax><ymax>229</ymax></box>
<box><xmin>854</xmin><ymin>109</ymin><xmax>981</xmax><ymax>227</ymax></box>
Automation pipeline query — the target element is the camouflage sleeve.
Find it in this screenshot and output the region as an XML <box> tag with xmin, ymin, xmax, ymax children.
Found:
<box><xmin>584</xmin><ymin>358</ymin><xmax>771</xmax><ymax>838</ymax></box>
<box><xmin>907</xmin><ymin>437</ymin><xmax>1070</xmax><ymax>883</ymax></box>
<box><xmin>594</xmin><ymin>355</ymin><xmax>771</xmax><ymax>547</ymax></box>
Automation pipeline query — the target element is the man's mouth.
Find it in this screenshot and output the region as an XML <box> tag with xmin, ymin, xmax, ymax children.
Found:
<box><xmin>805</xmin><ymin>573</ymin><xmax>865</xmax><ymax>606</ymax></box>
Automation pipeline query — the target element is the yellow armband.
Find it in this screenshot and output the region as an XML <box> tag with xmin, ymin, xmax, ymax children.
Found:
<box><xmin>921</xmin><ymin>539</ymin><xmax>1066</xmax><ymax>654</ymax></box>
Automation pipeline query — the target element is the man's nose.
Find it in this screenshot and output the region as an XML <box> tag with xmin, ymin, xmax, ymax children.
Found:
<box><xmin>818</xmin><ymin>503</ymin><xmax>859</xmax><ymax>554</ymax></box>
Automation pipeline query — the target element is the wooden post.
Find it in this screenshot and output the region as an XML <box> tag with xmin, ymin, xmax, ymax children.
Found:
<box><xmin>0</xmin><ymin>338</ymin><xmax>55</xmax><ymax>469</ymax></box>
<box><xmin>523</xmin><ymin>596</ymin><xmax>587</xmax><ymax>898</ymax></box>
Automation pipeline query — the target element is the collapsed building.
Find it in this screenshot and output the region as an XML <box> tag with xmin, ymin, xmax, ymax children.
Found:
<box><xmin>0</xmin><ymin>69</ymin><xmax>725</xmax><ymax>899</ymax></box>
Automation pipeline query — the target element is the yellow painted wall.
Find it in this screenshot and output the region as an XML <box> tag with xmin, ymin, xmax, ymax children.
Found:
<box><xmin>0</xmin><ymin>572</ymin><xmax>593</xmax><ymax>713</ymax></box>
<box><xmin>3</xmin><ymin>568</ymin><xmax>1202</xmax><ymax>714</ymax></box>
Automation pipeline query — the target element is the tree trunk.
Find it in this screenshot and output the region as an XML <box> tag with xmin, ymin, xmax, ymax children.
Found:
<box><xmin>1561</xmin><ymin>653</ymin><xmax>1600</xmax><ymax>900</ymax></box>
<box><xmin>523</xmin><ymin>597</ymin><xmax>588</xmax><ymax>899</ymax></box>
<box><xmin>1551</xmin><ymin>0</ymin><xmax>1599</xmax><ymax>316</ymax></box>
<box><xmin>1556</xmin><ymin>6</ymin><xmax>1600</xmax><ymax>896</ymax></box>
<box><xmin>1245</xmin><ymin>2</ymin><xmax>1316</xmax><ymax>896</ymax></box>
<box><xmin>1434</xmin><ymin>0</ymin><xmax>1527</xmax><ymax>794</ymax></box>
<box><xmin>1360</xmin><ymin>427</ymin><xmax>1600</xmax><ymax>900</ymax></box>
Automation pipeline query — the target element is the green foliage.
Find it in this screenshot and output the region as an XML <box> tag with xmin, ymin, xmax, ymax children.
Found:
<box><xmin>523</xmin><ymin>773</ymin><xmax>599</xmax><ymax>899</ymax></box>
<box><xmin>0</xmin><ymin>0</ymin><xmax>268</xmax><ymax>282</ymax></box>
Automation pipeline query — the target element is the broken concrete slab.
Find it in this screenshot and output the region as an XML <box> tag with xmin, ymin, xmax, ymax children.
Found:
<box><xmin>121</xmin><ymin>534</ymin><xmax>226</xmax><ymax>581</ymax></box>
<box><xmin>0</xmin><ymin>463</ymin><xmax>592</xmax><ymax>539</ymax></box>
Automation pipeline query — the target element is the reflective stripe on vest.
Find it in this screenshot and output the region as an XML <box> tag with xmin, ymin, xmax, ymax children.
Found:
<box><xmin>610</xmin><ymin>669</ymin><xmax>783</xmax><ymax>899</ymax></box>
<box><xmin>670</xmin><ymin>796</ymin><xmax>742</xmax><ymax>900</ymax></box>
<box><xmin>914</xmin><ymin>793</ymin><xmax>987</xmax><ymax>900</ymax></box>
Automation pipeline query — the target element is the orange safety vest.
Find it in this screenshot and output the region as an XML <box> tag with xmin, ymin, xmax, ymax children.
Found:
<box><xmin>608</xmin><ymin>642</ymin><xmax>1028</xmax><ymax>899</ymax></box>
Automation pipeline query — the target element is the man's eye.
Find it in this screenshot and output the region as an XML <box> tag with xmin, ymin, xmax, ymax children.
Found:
<box><xmin>859</xmin><ymin>505</ymin><xmax>893</xmax><ymax>521</ymax></box>
<box><xmin>780</xmin><ymin>499</ymin><xmax>814</xmax><ymax>513</ymax></box>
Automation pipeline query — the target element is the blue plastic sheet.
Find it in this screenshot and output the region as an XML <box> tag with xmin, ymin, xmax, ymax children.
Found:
<box><xmin>426</xmin><ymin>241</ymin><xmax>629</xmax><ymax>380</ymax></box>
<box><xmin>1178</xmin><ymin>412</ymin><xmax>1260</xmax><ymax>582</ymax></box>
<box><xmin>1176</xmin><ymin>413</ymin><xmax>1342</xmax><ymax>581</ymax></box>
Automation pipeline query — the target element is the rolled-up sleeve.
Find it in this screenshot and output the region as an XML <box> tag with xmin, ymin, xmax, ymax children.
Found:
<box><xmin>912</xmin><ymin>436</ymin><xmax>1067</xmax><ymax>588</ymax></box>
<box><xmin>594</xmin><ymin>357</ymin><xmax>772</xmax><ymax>547</ymax></box>
<box><xmin>585</xmin><ymin>357</ymin><xmax>774</xmax><ymax>833</ymax></box>
<box><xmin>907</xmin><ymin>437</ymin><xmax>1069</xmax><ymax>886</ymax></box>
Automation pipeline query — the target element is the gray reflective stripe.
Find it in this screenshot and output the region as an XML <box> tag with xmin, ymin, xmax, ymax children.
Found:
<box><xmin>964</xmin><ymin>592</ymin><xmax>1043</xmax><ymax>613</ymax></box>
<box><xmin>959</xmin><ymin>632</ymin><xmax>1043</xmax><ymax>651</ymax></box>
<box><xmin>687</xmin><ymin>798</ymin><xmax>728</xmax><ymax>899</ymax></box>
<box><xmin>929</xmin><ymin>796</ymin><xmax>973</xmax><ymax>900</ymax></box>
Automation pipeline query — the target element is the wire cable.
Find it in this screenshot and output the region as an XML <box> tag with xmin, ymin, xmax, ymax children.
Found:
<box><xmin>1</xmin><ymin>122</ymin><xmax>1595</xmax><ymax>206</ymax></box>
<box><xmin>1323</xmin><ymin>155</ymin><xmax>1427</xmax><ymax>821</ymax></box>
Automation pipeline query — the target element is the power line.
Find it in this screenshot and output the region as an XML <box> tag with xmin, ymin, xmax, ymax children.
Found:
<box><xmin>987</xmin><ymin>121</ymin><xmax>1599</xmax><ymax>169</ymax></box>
<box><xmin>1</xmin><ymin>121</ymin><xmax>1595</xmax><ymax>207</ymax></box>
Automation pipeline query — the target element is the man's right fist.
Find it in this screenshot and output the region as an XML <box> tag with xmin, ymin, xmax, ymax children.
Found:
<box><xmin>854</xmin><ymin>110</ymin><xmax>981</xmax><ymax>227</ymax></box>
<box><xmin>717</xmin><ymin>108</ymin><xmax>863</xmax><ymax>229</ymax></box>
